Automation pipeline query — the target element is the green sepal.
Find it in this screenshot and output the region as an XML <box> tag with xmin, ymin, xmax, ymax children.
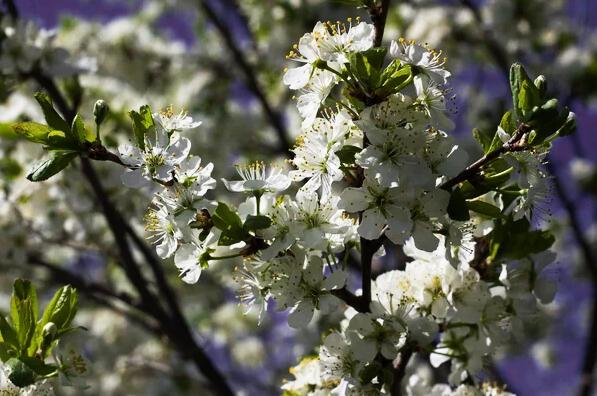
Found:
<box><xmin>348</xmin><ymin>48</ymin><xmax>387</xmax><ymax>91</ymax></box>
<box><xmin>243</xmin><ymin>215</ymin><xmax>272</xmax><ymax>232</ymax></box>
<box><xmin>212</xmin><ymin>202</ymin><xmax>248</xmax><ymax>246</ymax></box>
<box><xmin>71</xmin><ymin>114</ymin><xmax>95</xmax><ymax>144</ymax></box>
<box><xmin>510</xmin><ymin>63</ymin><xmax>542</xmax><ymax>122</ymax></box>
<box><xmin>375</xmin><ymin>63</ymin><xmax>412</xmax><ymax>97</ymax></box>
<box><xmin>128</xmin><ymin>105</ymin><xmax>155</xmax><ymax>150</ymax></box>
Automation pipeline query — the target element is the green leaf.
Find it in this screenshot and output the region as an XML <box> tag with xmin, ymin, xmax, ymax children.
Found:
<box><xmin>472</xmin><ymin>128</ymin><xmax>494</xmax><ymax>154</ymax></box>
<box><xmin>30</xmin><ymin>285</ymin><xmax>79</xmax><ymax>357</ymax></box>
<box><xmin>5</xmin><ymin>357</ymin><xmax>36</xmax><ymax>387</ymax></box>
<box><xmin>489</xmin><ymin>218</ymin><xmax>556</xmax><ymax>260</ymax></box>
<box><xmin>467</xmin><ymin>200</ymin><xmax>502</xmax><ymax>218</ymax></box>
<box><xmin>243</xmin><ymin>215</ymin><xmax>272</xmax><ymax>232</ymax></box>
<box><xmin>499</xmin><ymin>111</ymin><xmax>517</xmax><ymax>136</ymax></box>
<box><xmin>33</xmin><ymin>92</ymin><xmax>70</xmax><ymax>133</ymax></box>
<box><xmin>10</xmin><ymin>279</ymin><xmax>38</xmax><ymax>353</ymax></box>
<box><xmin>376</xmin><ymin>63</ymin><xmax>412</xmax><ymax>97</ymax></box>
<box><xmin>12</xmin><ymin>122</ymin><xmax>53</xmax><ymax>145</ymax></box>
<box><xmin>19</xmin><ymin>356</ymin><xmax>57</xmax><ymax>377</ymax></box>
<box><xmin>12</xmin><ymin>121</ymin><xmax>79</xmax><ymax>151</ymax></box>
<box><xmin>447</xmin><ymin>187</ymin><xmax>470</xmax><ymax>221</ymax></box>
<box><xmin>528</xmin><ymin>101</ymin><xmax>575</xmax><ymax>145</ymax></box>
<box><xmin>38</xmin><ymin>285</ymin><xmax>78</xmax><ymax>332</ymax></box>
<box><xmin>336</xmin><ymin>145</ymin><xmax>362</xmax><ymax>165</ymax></box>
<box><xmin>26</xmin><ymin>152</ymin><xmax>77</xmax><ymax>182</ymax></box>
<box><xmin>0</xmin><ymin>342</ymin><xmax>15</xmax><ymax>361</ymax></box>
<box><xmin>500</xmin><ymin>229</ymin><xmax>555</xmax><ymax>259</ymax></box>
<box><xmin>0</xmin><ymin>123</ymin><xmax>18</xmax><ymax>140</ymax></box>
<box><xmin>510</xmin><ymin>63</ymin><xmax>542</xmax><ymax>121</ymax></box>
<box><xmin>0</xmin><ymin>316</ymin><xmax>19</xmax><ymax>350</ymax></box>
<box><xmin>129</xmin><ymin>105</ymin><xmax>154</xmax><ymax>150</ymax></box>
<box><xmin>212</xmin><ymin>202</ymin><xmax>247</xmax><ymax>245</ymax></box>
<box><xmin>480</xmin><ymin>111</ymin><xmax>516</xmax><ymax>155</ymax></box>
<box><xmin>348</xmin><ymin>48</ymin><xmax>387</xmax><ymax>91</ymax></box>
<box><xmin>71</xmin><ymin>114</ymin><xmax>94</xmax><ymax>144</ymax></box>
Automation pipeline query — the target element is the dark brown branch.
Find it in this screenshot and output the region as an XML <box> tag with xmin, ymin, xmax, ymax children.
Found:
<box><xmin>27</xmin><ymin>256</ymin><xmax>162</xmax><ymax>336</ymax></box>
<box><xmin>440</xmin><ymin>123</ymin><xmax>530</xmax><ymax>190</ymax></box>
<box><xmin>1</xmin><ymin>0</ymin><xmax>18</xmax><ymax>20</ymax></box>
<box><xmin>198</xmin><ymin>0</ymin><xmax>291</xmax><ymax>156</ymax></box>
<box><xmin>81</xmin><ymin>153</ymin><xmax>235</xmax><ymax>396</ymax></box>
<box><xmin>332</xmin><ymin>288</ymin><xmax>368</xmax><ymax>313</ymax></box>
<box><xmin>361</xmin><ymin>237</ymin><xmax>384</xmax><ymax>307</ymax></box>
<box><xmin>391</xmin><ymin>346</ymin><xmax>413</xmax><ymax>395</ymax></box>
<box><xmin>369</xmin><ymin>0</ymin><xmax>392</xmax><ymax>47</ymax></box>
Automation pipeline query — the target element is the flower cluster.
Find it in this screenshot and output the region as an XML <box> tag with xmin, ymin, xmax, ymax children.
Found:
<box><xmin>4</xmin><ymin>5</ymin><xmax>570</xmax><ymax>394</ymax></box>
<box><xmin>118</xmin><ymin>107</ymin><xmax>216</xmax><ymax>281</ymax></box>
<box><xmin>107</xmin><ymin>19</ymin><xmax>569</xmax><ymax>394</ymax></box>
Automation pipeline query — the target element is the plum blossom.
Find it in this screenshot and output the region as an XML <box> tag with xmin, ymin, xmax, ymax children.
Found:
<box><xmin>153</xmin><ymin>106</ymin><xmax>202</xmax><ymax>131</ymax></box>
<box><xmin>290</xmin><ymin>111</ymin><xmax>354</xmax><ymax>196</ymax></box>
<box><xmin>390</xmin><ymin>38</ymin><xmax>451</xmax><ymax>84</ymax></box>
<box><xmin>118</xmin><ymin>127</ymin><xmax>191</xmax><ymax>187</ymax></box>
<box><xmin>222</xmin><ymin>162</ymin><xmax>290</xmax><ymax>195</ymax></box>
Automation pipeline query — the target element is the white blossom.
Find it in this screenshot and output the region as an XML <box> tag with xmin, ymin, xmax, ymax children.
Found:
<box><xmin>390</xmin><ymin>38</ymin><xmax>451</xmax><ymax>84</ymax></box>
<box><xmin>223</xmin><ymin>162</ymin><xmax>290</xmax><ymax>194</ymax></box>
<box><xmin>118</xmin><ymin>128</ymin><xmax>191</xmax><ymax>187</ymax></box>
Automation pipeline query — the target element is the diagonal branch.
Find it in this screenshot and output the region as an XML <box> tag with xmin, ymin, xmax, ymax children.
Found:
<box><xmin>26</xmin><ymin>255</ymin><xmax>162</xmax><ymax>336</ymax></box>
<box><xmin>198</xmin><ymin>0</ymin><xmax>292</xmax><ymax>155</ymax></box>
<box><xmin>440</xmin><ymin>123</ymin><xmax>530</xmax><ymax>190</ymax></box>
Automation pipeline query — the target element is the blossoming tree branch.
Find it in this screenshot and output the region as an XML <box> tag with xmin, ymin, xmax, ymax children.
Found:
<box><xmin>0</xmin><ymin>0</ymin><xmax>578</xmax><ymax>394</ymax></box>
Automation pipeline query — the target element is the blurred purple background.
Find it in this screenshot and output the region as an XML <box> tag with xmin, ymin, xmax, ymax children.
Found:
<box><xmin>16</xmin><ymin>0</ymin><xmax>597</xmax><ymax>394</ymax></box>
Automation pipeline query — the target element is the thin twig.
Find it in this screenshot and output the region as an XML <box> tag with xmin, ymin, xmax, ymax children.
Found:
<box><xmin>440</xmin><ymin>123</ymin><xmax>530</xmax><ymax>190</ymax></box>
<box><xmin>27</xmin><ymin>256</ymin><xmax>162</xmax><ymax>336</ymax></box>
<box><xmin>198</xmin><ymin>0</ymin><xmax>292</xmax><ymax>155</ymax></box>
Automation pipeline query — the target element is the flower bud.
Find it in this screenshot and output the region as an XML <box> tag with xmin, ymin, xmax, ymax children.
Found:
<box><xmin>42</xmin><ymin>322</ymin><xmax>58</xmax><ymax>341</ymax></box>
<box><xmin>93</xmin><ymin>99</ymin><xmax>109</xmax><ymax>126</ymax></box>
<box><xmin>534</xmin><ymin>75</ymin><xmax>547</xmax><ymax>96</ymax></box>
